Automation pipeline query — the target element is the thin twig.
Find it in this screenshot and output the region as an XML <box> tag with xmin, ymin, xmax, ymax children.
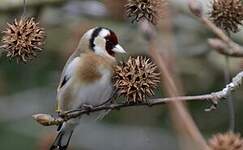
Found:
<box><xmin>188</xmin><ymin>0</ymin><xmax>243</xmax><ymax>57</ymax></box>
<box><xmin>208</xmin><ymin>38</ymin><xmax>243</xmax><ymax>57</ymax></box>
<box><xmin>188</xmin><ymin>0</ymin><xmax>237</xmax><ymax>131</ymax></box>
<box><xmin>22</xmin><ymin>0</ymin><xmax>26</xmax><ymax>16</ymax></box>
<box><xmin>33</xmin><ymin>71</ymin><xmax>243</xmax><ymax>126</ymax></box>
<box><xmin>224</xmin><ymin>32</ymin><xmax>235</xmax><ymax>131</ymax></box>
<box><xmin>224</xmin><ymin>55</ymin><xmax>235</xmax><ymax>131</ymax></box>
<box><xmin>146</xmin><ymin>8</ymin><xmax>209</xmax><ymax>148</ymax></box>
<box><xmin>201</xmin><ymin>17</ymin><xmax>243</xmax><ymax>57</ymax></box>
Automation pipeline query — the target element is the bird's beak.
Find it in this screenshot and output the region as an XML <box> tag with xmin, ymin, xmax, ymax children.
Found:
<box><xmin>112</xmin><ymin>44</ymin><xmax>126</xmax><ymax>53</ymax></box>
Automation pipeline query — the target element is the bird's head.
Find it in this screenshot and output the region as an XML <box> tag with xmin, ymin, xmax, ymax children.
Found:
<box><xmin>78</xmin><ymin>27</ymin><xmax>126</xmax><ymax>60</ymax></box>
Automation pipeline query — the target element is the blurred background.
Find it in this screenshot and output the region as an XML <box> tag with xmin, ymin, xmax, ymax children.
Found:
<box><xmin>0</xmin><ymin>0</ymin><xmax>243</xmax><ymax>149</ymax></box>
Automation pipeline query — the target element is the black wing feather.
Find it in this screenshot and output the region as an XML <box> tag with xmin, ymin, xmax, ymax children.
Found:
<box><xmin>60</xmin><ymin>75</ymin><xmax>69</xmax><ymax>88</ymax></box>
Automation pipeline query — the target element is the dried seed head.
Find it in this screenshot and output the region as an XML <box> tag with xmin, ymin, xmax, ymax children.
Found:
<box><xmin>1</xmin><ymin>17</ymin><xmax>45</xmax><ymax>63</ymax></box>
<box><xmin>208</xmin><ymin>132</ymin><xmax>243</xmax><ymax>150</ymax></box>
<box><xmin>113</xmin><ymin>56</ymin><xmax>160</xmax><ymax>103</ymax></box>
<box><xmin>125</xmin><ymin>0</ymin><xmax>166</xmax><ymax>25</ymax></box>
<box><xmin>209</xmin><ymin>0</ymin><xmax>243</xmax><ymax>33</ymax></box>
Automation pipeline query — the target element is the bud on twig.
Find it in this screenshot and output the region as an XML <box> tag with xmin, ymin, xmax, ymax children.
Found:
<box><xmin>208</xmin><ymin>38</ymin><xmax>227</xmax><ymax>51</ymax></box>
<box><xmin>208</xmin><ymin>38</ymin><xmax>243</xmax><ymax>57</ymax></box>
<box><xmin>188</xmin><ymin>0</ymin><xmax>203</xmax><ymax>17</ymax></box>
<box><xmin>32</xmin><ymin>113</ymin><xmax>61</xmax><ymax>126</ymax></box>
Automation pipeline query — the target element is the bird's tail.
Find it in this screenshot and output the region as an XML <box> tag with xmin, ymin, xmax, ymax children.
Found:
<box><xmin>50</xmin><ymin>124</ymin><xmax>74</xmax><ymax>150</ymax></box>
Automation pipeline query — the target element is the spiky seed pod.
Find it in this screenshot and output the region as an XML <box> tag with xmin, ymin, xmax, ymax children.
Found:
<box><xmin>125</xmin><ymin>0</ymin><xmax>166</xmax><ymax>25</ymax></box>
<box><xmin>113</xmin><ymin>56</ymin><xmax>160</xmax><ymax>103</ymax></box>
<box><xmin>209</xmin><ymin>0</ymin><xmax>243</xmax><ymax>33</ymax></box>
<box><xmin>1</xmin><ymin>17</ymin><xmax>45</xmax><ymax>63</ymax></box>
<box><xmin>208</xmin><ymin>132</ymin><xmax>243</xmax><ymax>150</ymax></box>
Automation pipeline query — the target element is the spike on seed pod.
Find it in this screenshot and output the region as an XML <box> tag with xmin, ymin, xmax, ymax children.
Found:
<box><xmin>125</xmin><ymin>0</ymin><xmax>167</xmax><ymax>25</ymax></box>
<box><xmin>208</xmin><ymin>132</ymin><xmax>243</xmax><ymax>150</ymax></box>
<box><xmin>113</xmin><ymin>56</ymin><xmax>160</xmax><ymax>103</ymax></box>
<box><xmin>209</xmin><ymin>0</ymin><xmax>243</xmax><ymax>33</ymax></box>
<box><xmin>1</xmin><ymin>17</ymin><xmax>45</xmax><ymax>63</ymax></box>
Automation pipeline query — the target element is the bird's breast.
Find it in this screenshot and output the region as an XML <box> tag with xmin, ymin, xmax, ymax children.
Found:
<box><xmin>75</xmin><ymin>52</ymin><xmax>114</xmax><ymax>84</ymax></box>
<box><xmin>61</xmin><ymin>52</ymin><xmax>115</xmax><ymax>110</ymax></box>
<box><xmin>71</xmin><ymin>68</ymin><xmax>113</xmax><ymax>108</ymax></box>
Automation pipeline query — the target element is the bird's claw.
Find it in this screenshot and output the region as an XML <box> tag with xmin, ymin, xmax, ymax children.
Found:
<box><xmin>82</xmin><ymin>104</ymin><xmax>94</xmax><ymax>109</ymax></box>
<box><xmin>80</xmin><ymin>104</ymin><xmax>94</xmax><ymax>115</ymax></box>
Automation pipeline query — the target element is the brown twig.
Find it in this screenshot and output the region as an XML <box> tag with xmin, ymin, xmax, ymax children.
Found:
<box><xmin>188</xmin><ymin>0</ymin><xmax>239</xmax><ymax>131</ymax></box>
<box><xmin>144</xmin><ymin>7</ymin><xmax>210</xmax><ymax>148</ymax></box>
<box><xmin>188</xmin><ymin>0</ymin><xmax>243</xmax><ymax>57</ymax></box>
<box><xmin>149</xmin><ymin>44</ymin><xmax>210</xmax><ymax>150</ymax></box>
<box><xmin>208</xmin><ymin>38</ymin><xmax>243</xmax><ymax>57</ymax></box>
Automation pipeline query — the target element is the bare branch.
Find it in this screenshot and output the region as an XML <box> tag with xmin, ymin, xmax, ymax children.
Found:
<box><xmin>188</xmin><ymin>0</ymin><xmax>243</xmax><ymax>57</ymax></box>
<box><xmin>208</xmin><ymin>38</ymin><xmax>243</xmax><ymax>57</ymax></box>
<box><xmin>33</xmin><ymin>71</ymin><xmax>243</xmax><ymax>126</ymax></box>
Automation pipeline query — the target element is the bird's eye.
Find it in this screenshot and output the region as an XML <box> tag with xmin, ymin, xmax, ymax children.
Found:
<box><xmin>106</xmin><ymin>39</ymin><xmax>113</xmax><ymax>47</ymax></box>
<box><xmin>106</xmin><ymin>40</ymin><xmax>114</xmax><ymax>50</ymax></box>
<box><xmin>104</xmin><ymin>31</ymin><xmax>118</xmax><ymax>56</ymax></box>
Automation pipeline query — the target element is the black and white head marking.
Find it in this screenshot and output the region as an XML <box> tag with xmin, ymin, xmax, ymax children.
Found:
<box><xmin>89</xmin><ymin>27</ymin><xmax>125</xmax><ymax>58</ymax></box>
<box><xmin>89</xmin><ymin>27</ymin><xmax>103</xmax><ymax>51</ymax></box>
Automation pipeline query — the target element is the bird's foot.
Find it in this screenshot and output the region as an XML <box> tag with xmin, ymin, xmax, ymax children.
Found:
<box><xmin>80</xmin><ymin>104</ymin><xmax>94</xmax><ymax>115</ymax></box>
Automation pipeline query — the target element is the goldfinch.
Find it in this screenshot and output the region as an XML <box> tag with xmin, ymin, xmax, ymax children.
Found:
<box><xmin>50</xmin><ymin>27</ymin><xmax>126</xmax><ymax>150</ymax></box>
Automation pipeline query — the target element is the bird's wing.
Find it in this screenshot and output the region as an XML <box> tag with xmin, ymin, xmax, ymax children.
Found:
<box><xmin>58</xmin><ymin>56</ymin><xmax>80</xmax><ymax>90</ymax></box>
<box><xmin>56</xmin><ymin>54</ymin><xmax>81</xmax><ymax>112</ymax></box>
<box><xmin>57</xmin><ymin>49</ymin><xmax>81</xmax><ymax>90</ymax></box>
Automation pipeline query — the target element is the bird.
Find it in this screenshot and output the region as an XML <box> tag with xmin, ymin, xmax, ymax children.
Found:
<box><xmin>50</xmin><ymin>27</ymin><xmax>126</xmax><ymax>150</ymax></box>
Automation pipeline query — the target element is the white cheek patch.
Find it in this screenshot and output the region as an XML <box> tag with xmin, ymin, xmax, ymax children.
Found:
<box><xmin>93</xmin><ymin>36</ymin><xmax>115</xmax><ymax>60</ymax></box>
<box><xmin>93</xmin><ymin>28</ymin><xmax>110</xmax><ymax>49</ymax></box>
<box><xmin>93</xmin><ymin>36</ymin><xmax>106</xmax><ymax>55</ymax></box>
<box><xmin>94</xmin><ymin>36</ymin><xmax>106</xmax><ymax>48</ymax></box>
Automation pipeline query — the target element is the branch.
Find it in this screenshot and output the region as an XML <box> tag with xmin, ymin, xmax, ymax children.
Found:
<box><xmin>188</xmin><ymin>0</ymin><xmax>243</xmax><ymax>57</ymax></box>
<box><xmin>208</xmin><ymin>38</ymin><xmax>243</xmax><ymax>57</ymax></box>
<box><xmin>33</xmin><ymin>71</ymin><xmax>243</xmax><ymax>126</ymax></box>
<box><xmin>145</xmin><ymin>13</ymin><xmax>210</xmax><ymax>149</ymax></box>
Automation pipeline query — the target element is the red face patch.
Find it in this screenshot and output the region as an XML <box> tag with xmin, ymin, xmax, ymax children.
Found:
<box><xmin>105</xmin><ymin>31</ymin><xmax>118</xmax><ymax>56</ymax></box>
